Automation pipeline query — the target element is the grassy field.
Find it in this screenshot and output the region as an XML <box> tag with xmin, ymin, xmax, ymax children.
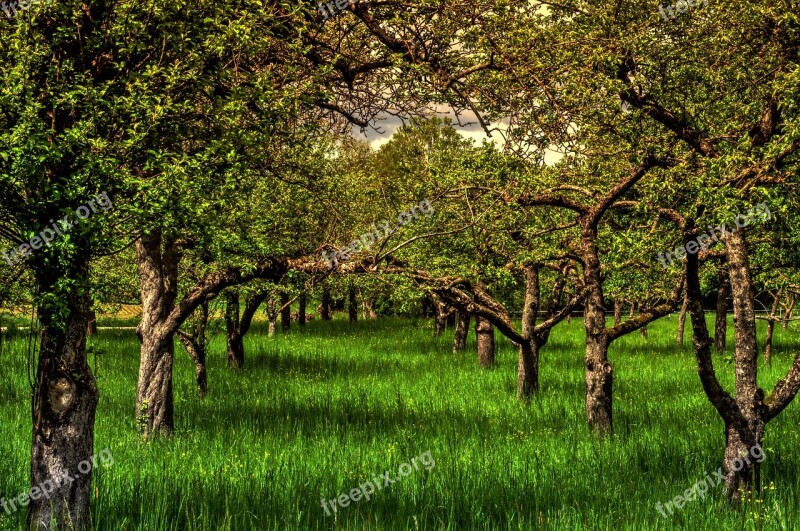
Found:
<box><xmin>1</xmin><ymin>316</ymin><xmax>799</xmax><ymax>530</ymax></box>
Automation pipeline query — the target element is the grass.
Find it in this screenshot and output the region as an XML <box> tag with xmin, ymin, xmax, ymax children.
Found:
<box><xmin>1</xmin><ymin>315</ymin><xmax>799</xmax><ymax>530</ymax></box>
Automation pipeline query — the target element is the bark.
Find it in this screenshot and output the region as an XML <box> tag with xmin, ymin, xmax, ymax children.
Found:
<box><xmin>268</xmin><ymin>319</ymin><xmax>277</xmax><ymax>337</ymax></box>
<box><xmin>613</xmin><ymin>300</ymin><xmax>622</xmax><ymax>326</ymax></box>
<box><xmin>281</xmin><ymin>291</ymin><xmax>291</xmax><ymax>332</ymax></box>
<box><xmin>176</xmin><ymin>302</ymin><xmax>209</xmax><ymax>398</ymax></box>
<box><xmin>433</xmin><ymin>298</ymin><xmax>450</xmax><ymax>336</ymax></box>
<box><xmin>225</xmin><ymin>292</ymin><xmax>244</xmax><ymax>369</ymax></box>
<box><xmin>362</xmin><ymin>298</ymin><xmax>378</xmax><ymax>320</ymax></box>
<box><xmin>721</xmin><ymin>231</ymin><xmax>764</xmax><ymax>499</ymax></box>
<box><xmin>299</xmin><ymin>292</ymin><xmax>307</xmax><ymax>326</ymax></box>
<box><xmin>453</xmin><ymin>311</ymin><xmax>470</xmax><ymax>353</ymax></box>
<box><xmin>518</xmin><ymin>265</ymin><xmax>541</xmax><ymax>400</ymax></box>
<box><xmin>320</xmin><ymin>286</ymin><xmax>332</xmax><ymax>320</ymax></box>
<box><xmin>677</xmin><ymin>291</ymin><xmax>688</xmax><ymax>345</ymax></box>
<box><xmin>715</xmin><ymin>268</ymin><xmax>730</xmax><ymax>353</ymax></box>
<box><xmin>583</xmin><ymin>234</ymin><xmax>613</xmax><ymax>435</ymax></box>
<box><xmin>87</xmin><ymin>309</ymin><xmax>97</xmax><ymax>337</ymax></box>
<box><xmin>135</xmin><ymin>232</ymin><xmax>179</xmax><ymax>438</ymax></box>
<box><xmin>348</xmin><ymin>285</ymin><xmax>358</xmax><ymax>323</ymax></box>
<box><xmin>782</xmin><ymin>295</ymin><xmax>795</xmax><ymax>330</ymax></box>
<box><xmin>475</xmin><ymin>316</ymin><xmax>495</xmax><ymax>367</ymax></box>
<box><xmin>28</xmin><ymin>259</ymin><xmax>98</xmax><ymax>531</ymax></box>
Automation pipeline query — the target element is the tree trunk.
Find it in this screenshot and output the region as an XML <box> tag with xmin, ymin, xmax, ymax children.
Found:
<box><xmin>677</xmin><ymin>291</ymin><xmax>688</xmax><ymax>345</ymax></box>
<box><xmin>434</xmin><ymin>299</ymin><xmax>449</xmax><ymax>336</ymax></box>
<box><xmin>299</xmin><ymin>292</ymin><xmax>307</xmax><ymax>326</ymax></box>
<box><xmin>87</xmin><ymin>309</ymin><xmax>97</xmax><ymax>336</ymax></box>
<box><xmin>518</xmin><ymin>265</ymin><xmax>541</xmax><ymax>400</ymax></box>
<box><xmin>135</xmin><ymin>232</ymin><xmax>178</xmax><ymax>438</ymax></box>
<box><xmin>715</xmin><ymin>267</ymin><xmax>730</xmax><ymax>353</ymax></box>
<box><xmin>281</xmin><ymin>291</ymin><xmax>291</xmax><ymax>332</ymax></box>
<box><xmin>613</xmin><ymin>300</ymin><xmax>622</xmax><ymax>326</ymax></box>
<box><xmin>28</xmin><ymin>260</ymin><xmax>99</xmax><ymax>530</ymax></box>
<box><xmin>225</xmin><ymin>291</ymin><xmax>244</xmax><ymax>369</ymax></box>
<box><xmin>177</xmin><ymin>302</ymin><xmax>209</xmax><ymax>398</ymax></box>
<box><xmin>268</xmin><ymin>318</ymin><xmax>277</xmax><ymax>337</ymax></box>
<box><xmin>363</xmin><ymin>298</ymin><xmax>378</xmax><ymax>319</ymax></box>
<box><xmin>723</xmin><ymin>230</ymin><xmax>764</xmax><ymax>499</ymax></box>
<box><xmin>517</xmin><ymin>340</ymin><xmax>539</xmax><ymax>399</ymax></box>
<box><xmin>321</xmin><ymin>286</ymin><xmax>332</xmax><ymax>320</ymax></box>
<box><xmin>348</xmin><ymin>285</ymin><xmax>358</xmax><ymax>323</ymax></box>
<box><xmin>782</xmin><ymin>295</ymin><xmax>795</xmax><ymax>330</ymax></box>
<box><xmin>583</xmin><ymin>235</ymin><xmax>613</xmax><ymax>435</ymax></box>
<box><xmin>453</xmin><ymin>311</ymin><xmax>470</xmax><ymax>353</ymax></box>
<box><xmin>475</xmin><ymin>316</ymin><xmax>495</xmax><ymax>367</ymax></box>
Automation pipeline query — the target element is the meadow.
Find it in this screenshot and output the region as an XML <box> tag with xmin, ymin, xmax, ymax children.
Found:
<box><xmin>1</xmin><ymin>316</ymin><xmax>799</xmax><ymax>530</ymax></box>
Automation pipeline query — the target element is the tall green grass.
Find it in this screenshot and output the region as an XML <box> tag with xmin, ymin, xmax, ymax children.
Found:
<box><xmin>1</xmin><ymin>316</ymin><xmax>799</xmax><ymax>530</ymax></box>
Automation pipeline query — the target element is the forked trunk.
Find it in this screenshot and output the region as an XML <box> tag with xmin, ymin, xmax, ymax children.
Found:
<box><xmin>453</xmin><ymin>311</ymin><xmax>470</xmax><ymax>353</ymax></box>
<box><xmin>28</xmin><ymin>261</ymin><xmax>99</xmax><ymax>530</ymax></box>
<box><xmin>475</xmin><ymin>316</ymin><xmax>495</xmax><ymax>367</ymax></box>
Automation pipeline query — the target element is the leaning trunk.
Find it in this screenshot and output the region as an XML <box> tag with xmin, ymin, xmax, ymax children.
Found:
<box><xmin>28</xmin><ymin>262</ymin><xmax>99</xmax><ymax>530</ymax></box>
<box><xmin>475</xmin><ymin>316</ymin><xmax>495</xmax><ymax>367</ymax></box>
<box><xmin>453</xmin><ymin>311</ymin><xmax>470</xmax><ymax>353</ymax></box>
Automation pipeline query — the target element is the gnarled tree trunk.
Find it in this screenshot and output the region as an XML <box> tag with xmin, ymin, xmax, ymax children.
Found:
<box><xmin>136</xmin><ymin>232</ymin><xmax>179</xmax><ymax>438</ymax></box>
<box><xmin>28</xmin><ymin>259</ymin><xmax>99</xmax><ymax>530</ymax></box>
